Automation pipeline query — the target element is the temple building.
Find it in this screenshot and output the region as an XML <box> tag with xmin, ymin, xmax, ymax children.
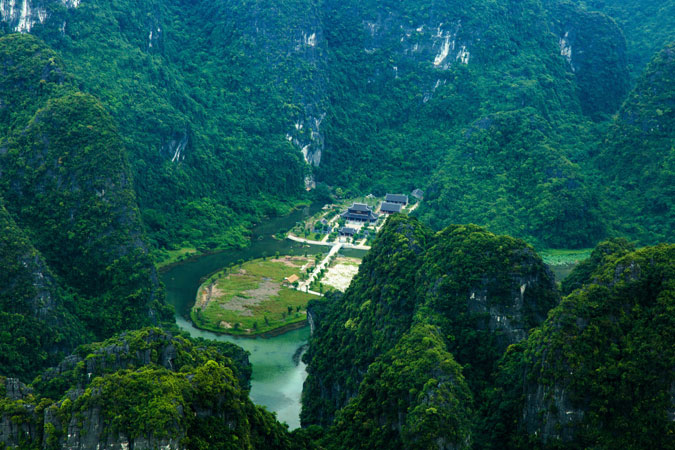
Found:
<box><xmin>385</xmin><ymin>193</ymin><xmax>408</xmax><ymax>205</ymax></box>
<box><xmin>341</xmin><ymin>203</ymin><xmax>378</xmax><ymax>222</ymax></box>
<box><xmin>379</xmin><ymin>202</ymin><xmax>402</xmax><ymax>214</ymax></box>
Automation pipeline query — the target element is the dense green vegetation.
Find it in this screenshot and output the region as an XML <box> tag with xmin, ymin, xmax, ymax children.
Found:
<box><xmin>302</xmin><ymin>215</ymin><xmax>560</xmax><ymax>445</ymax></box>
<box><xmin>486</xmin><ymin>243</ymin><xmax>675</xmax><ymax>448</ymax></box>
<box><xmin>2</xmin><ymin>0</ymin><xmax>668</xmax><ymax>252</ymax></box>
<box><xmin>0</xmin><ymin>1</ymin><xmax>672</xmax><ymax>448</ymax></box>
<box><xmin>325</xmin><ymin>324</ymin><xmax>473</xmax><ymax>450</ymax></box>
<box><xmin>0</xmin><ymin>328</ymin><xmax>295</xmax><ymax>449</ymax></box>
<box><xmin>0</xmin><ymin>199</ymin><xmax>88</xmax><ymax>381</ymax></box>
<box><xmin>190</xmin><ymin>257</ymin><xmax>318</xmax><ymax>336</ymax></box>
<box><xmin>417</xmin><ymin>110</ymin><xmax>605</xmax><ymax>248</ymax></box>
<box><xmin>596</xmin><ymin>43</ymin><xmax>675</xmax><ymax>244</ymax></box>
<box><xmin>302</xmin><ymin>217</ymin><xmax>674</xmax><ymax>448</ymax></box>
<box><xmin>0</xmin><ymin>33</ymin><xmax>171</xmax><ymax>381</ymax></box>
<box><xmin>571</xmin><ymin>0</ymin><xmax>675</xmax><ymax>77</ymax></box>
<box><xmin>4</xmin><ymin>0</ymin><xmax>309</xmax><ymax>252</ymax></box>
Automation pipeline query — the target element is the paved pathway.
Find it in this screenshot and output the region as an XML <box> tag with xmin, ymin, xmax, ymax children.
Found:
<box><xmin>297</xmin><ymin>243</ymin><xmax>343</xmax><ymax>293</ymax></box>
<box><xmin>287</xmin><ymin>233</ymin><xmax>371</xmax><ymax>250</ymax></box>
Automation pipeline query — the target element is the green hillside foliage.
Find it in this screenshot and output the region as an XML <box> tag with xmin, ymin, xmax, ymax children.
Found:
<box><xmin>545</xmin><ymin>1</ymin><xmax>630</xmax><ymax>117</ymax></box>
<box><xmin>495</xmin><ymin>244</ymin><xmax>675</xmax><ymax>448</ymax></box>
<box><xmin>0</xmin><ymin>34</ymin><xmax>171</xmax><ymax>382</ymax></box>
<box><xmin>303</xmin><ymin>215</ymin><xmax>560</xmax><ymax>446</ymax></box>
<box><xmin>1</xmin><ymin>0</ymin><xmax>658</xmax><ymax>251</ymax></box>
<box><xmin>0</xmin><ymin>33</ymin><xmax>69</xmax><ymax>135</ymax></box>
<box><xmin>303</xmin><ymin>223</ymin><xmax>673</xmax><ymax>449</ymax></box>
<box><xmin>302</xmin><ymin>216</ymin><xmax>433</xmax><ymax>426</ymax></box>
<box><xmin>573</xmin><ymin>0</ymin><xmax>675</xmax><ymax>78</ymax></box>
<box><xmin>10</xmin><ymin>0</ymin><xmax>309</xmax><ymax>252</ymax></box>
<box><xmin>0</xmin><ymin>200</ymin><xmax>89</xmax><ymax>381</ymax></box>
<box><xmin>417</xmin><ymin>110</ymin><xmax>605</xmax><ymax>248</ymax></box>
<box><xmin>316</xmin><ymin>0</ymin><xmax>583</xmax><ymax>192</ymax></box>
<box><xmin>0</xmin><ymin>91</ymin><xmax>167</xmax><ymax>338</ymax></box>
<box><xmin>560</xmin><ymin>237</ymin><xmax>635</xmax><ymax>295</ymax></box>
<box><xmin>0</xmin><ymin>328</ymin><xmax>294</xmax><ymax>449</ymax></box>
<box><xmin>325</xmin><ymin>324</ymin><xmax>473</xmax><ymax>450</ymax></box>
<box><xmin>597</xmin><ymin>43</ymin><xmax>675</xmax><ymax>244</ymax></box>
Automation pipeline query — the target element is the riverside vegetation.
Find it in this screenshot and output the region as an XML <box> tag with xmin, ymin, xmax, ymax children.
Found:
<box><xmin>0</xmin><ymin>0</ymin><xmax>673</xmax><ymax>448</ymax></box>
<box><xmin>190</xmin><ymin>257</ymin><xmax>319</xmax><ymax>336</ymax></box>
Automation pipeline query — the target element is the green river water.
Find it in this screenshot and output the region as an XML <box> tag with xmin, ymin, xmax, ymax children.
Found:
<box><xmin>162</xmin><ymin>204</ymin><xmax>337</xmax><ymax>430</ymax></box>
<box><xmin>161</xmin><ymin>204</ymin><xmax>572</xmax><ymax>431</ymax></box>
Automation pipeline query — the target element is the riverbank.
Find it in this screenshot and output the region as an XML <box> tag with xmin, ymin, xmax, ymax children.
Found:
<box><xmin>190</xmin><ymin>257</ymin><xmax>321</xmax><ymax>336</ymax></box>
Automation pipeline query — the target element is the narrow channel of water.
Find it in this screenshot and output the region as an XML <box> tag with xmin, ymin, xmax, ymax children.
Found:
<box><xmin>161</xmin><ymin>204</ymin><xmax>326</xmax><ymax>429</ymax></box>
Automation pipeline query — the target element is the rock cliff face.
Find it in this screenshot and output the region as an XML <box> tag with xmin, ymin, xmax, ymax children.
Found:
<box><xmin>0</xmin><ymin>0</ymin><xmax>79</xmax><ymax>34</ymax></box>
<box><xmin>488</xmin><ymin>244</ymin><xmax>675</xmax><ymax>448</ymax></box>
<box><xmin>0</xmin><ymin>328</ymin><xmax>291</xmax><ymax>450</ymax></box>
<box><xmin>302</xmin><ymin>216</ymin><xmax>559</xmax><ymax>430</ymax></box>
<box><xmin>546</xmin><ymin>1</ymin><xmax>629</xmax><ymax>117</ymax></box>
<box><xmin>0</xmin><ymin>199</ymin><xmax>87</xmax><ymax>381</ymax></box>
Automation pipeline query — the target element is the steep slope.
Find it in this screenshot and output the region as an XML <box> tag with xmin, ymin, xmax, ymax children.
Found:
<box><xmin>492</xmin><ymin>244</ymin><xmax>674</xmax><ymax>448</ymax></box>
<box><xmin>2</xmin><ymin>0</ymin><xmax>310</xmax><ymax>251</ymax></box>
<box><xmin>0</xmin><ymin>34</ymin><xmax>170</xmax><ymax>380</ymax></box>
<box><xmin>545</xmin><ymin>0</ymin><xmax>630</xmax><ymax>117</ymax></box>
<box><xmin>1</xmin><ymin>91</ymin><xmax>165</xmax><ymax>338</ymax></box>
<box><xmin>597</xmin><ymin>43</ymin><xmax>675</xmax><ymax>244</ymax></box>
<box><xmin>315</xmin><ymin>0</ymin><xmax>584</xmax><ymax>191</ymax></box>
<box><xmin>0</xmin><ymin>199</ymin><xmax>88</xmax><ymax>381</ymax></box>
<box><xmin>560</xmin><ymin>237</ymin><xmax>635</xmax><ymax>295</ymax></box>
<box><xmin>0</xmin><ymin>328</ymin><xmax>293</xmax><ymax>449</ymax></box>
<box><xmin>568</xmin><ymin>0</ymin><xmax>675</xmax><ymax>78</ymax></box>
<box><xmin>417</xmin><ymin>110</ymin><xmax>605</xmax><ymax>248</ymax></box>
<box><xmin>1</xmin><ymin>0</ymin><xmax>641</xmax><ymax>251</ymax></box>
<box><xmin>302</xmin><ymin>215</ymin><xmax>559</xmax><ymax>435</ymax></box>
<box><xmin>302</xmin><ymin>216</ymin><xmax>433</xmax><ymax>426</ymax></box>
<box><xmin>325</xmin><ymin>324</ymin><xmax>473</xmax><ymax>450</ymax></box>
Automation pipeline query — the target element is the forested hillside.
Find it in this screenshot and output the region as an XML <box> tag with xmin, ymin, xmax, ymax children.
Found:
<box><xmin>0</xmin><ymin>328</ymin><xmax>295</xmax><ymax>449</ymax></box>
<box><xmin>302</xmin><ymin>216</ymin><xmax>560</xmax><ymax>443</ymax></box>
<box><xmin>0</xmin><ymin>0</ymin><xmax>672</xmax><ymax>448</ymax></box>
<box><xmin>0</xmin><ymin>33</ymin><xmax>171</xmax><ymax>381</ymax></box>
<box><xmin>596</xmin><ymin>43</ymin><xmax>675</xmax><ymax>244</ymax></box>
<box><xmin>1</xmin><ymin>0</ymin><xmax>669</xmax><ymax>250</ymax></box>
<box><xmin>301</xmin><ymin>216</ymin><xmax>675</xmax><ymax>448</ymax></box>
<box><xmin>566</xmin><ymin>0</ymin><xmax>675</xmax><ymax>77</ymax></box>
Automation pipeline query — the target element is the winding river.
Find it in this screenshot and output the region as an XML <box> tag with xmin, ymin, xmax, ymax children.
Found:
<box><xmin>161</xmin><ymin>204</ymin><xmax>328</xmax><ymax>430</ymax></box>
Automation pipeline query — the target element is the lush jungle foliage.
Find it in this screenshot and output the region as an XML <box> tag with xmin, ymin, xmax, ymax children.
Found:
<box><xmin>0</xmin><ymin>0</ymin><xmax>672</xmax><ymax>448</ymax></box>
<box><xmin>0</xmin><ymin>199</ymin><xmax>89</xmax><ymax>381</ymax></box>
<box><xmin>302</xmin><ymin>215</ymin><xmax>560</xmax><ymax>446</ymax></box>
<box><xmin>302</xmin><ymin>218</ymin><xmax>674</xmax><ymax>448</ymax></box>
<box><xmin>596</xmin><ymin>43</ymin><xmax>675</xmax><ymax>245</ymax></box>
<box><xmin>0</xmin><ymin>328</ymin><xmax>296</xmax><ymax>449</ymax></box>
<box><xmin>0</xmin><ymin>0</ymin><xmax>670</xmax><ymax>251</ymax></box>
<box><xmin>483</xmin><ymin>243</ymin><xmax>675</xmax><ymax>448</ymax></box>
<box><xmin>568</xmin><ymin>0</ymin><xmax>675</xmax><ymax>78</ymax></box>
<box><xmin>0</xmin><ymin>33</ymin><xmax>172</xmax><ymax>382</ymax></box>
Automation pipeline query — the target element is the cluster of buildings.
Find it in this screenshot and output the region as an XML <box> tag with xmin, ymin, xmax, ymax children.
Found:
<box><xmin>337</xmin><ymin>192</ymin><xmax>421</xmax><ymax>240</ymax></box>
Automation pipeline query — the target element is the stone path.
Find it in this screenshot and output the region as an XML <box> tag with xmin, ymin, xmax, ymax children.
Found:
<box><xmin>297</xmin><ymin>243</ymin><xmax>343</xmax><ymax>294</ymax></box>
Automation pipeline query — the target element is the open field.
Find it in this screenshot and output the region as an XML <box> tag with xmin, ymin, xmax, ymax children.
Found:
<box><xmin>191</xmin><ymin>257</ymin><xmax>320</xmax><ymax>336</ymax></box>
<box><xmin>322</xmin><ymin>257</ymin><xmax>361</xmax><ymax>292</ymax></box>
<box><xmin>539</xmin><ymin>248</ymin><xmax>592</xmax><ymax>281</ymax></box>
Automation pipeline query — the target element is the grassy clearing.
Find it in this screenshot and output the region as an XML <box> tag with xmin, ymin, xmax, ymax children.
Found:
<box><xmin>154</xmin><ymin>247</ymin><xmax>200</xmax><ymax>269</ymax></box>
<box><xmin>539</xmin><ymin>248</ymin><xmax>592</xmax><ymax>282</ymax></box>
<box><xmin>191</xmin><ymin>257</ymin><xmax>319</xmax><ymax>336</ymax></box>
<box><xmin>539</xmin><ymin>248</ymin><xmax>592</xmax><ymax>266</ymax></box>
